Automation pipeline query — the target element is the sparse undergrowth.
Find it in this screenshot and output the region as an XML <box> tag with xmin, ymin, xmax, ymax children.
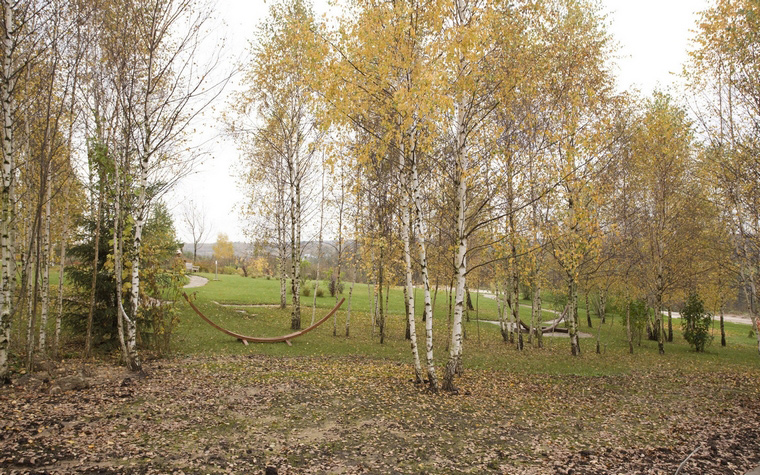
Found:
<box><xmin>1</xmin><ymin>355</ymin><xmax>759</xmax><ymax>474</ymax></box>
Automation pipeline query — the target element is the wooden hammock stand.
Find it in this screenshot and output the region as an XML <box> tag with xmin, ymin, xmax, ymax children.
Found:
<box><xmin>514</xmin><ymin>304</ymin><xmax>570</xmax><ymax>334</ymax></box>
<box><xmin>183</xmin><ymin>292</ymin><xmax>345</xmax><ymax>346</ymax></box>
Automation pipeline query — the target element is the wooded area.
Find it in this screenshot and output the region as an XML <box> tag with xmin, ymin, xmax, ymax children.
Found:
<box><xmin>0</xmin><ymin>2</ymin><xmax>760</xmax><ymax>471</ymax></box>
<box><xmin>228</xmin><ymin>0</ymin><xmax>760</xmax><ymax>392</ymax></box>
<box><xmin>0</xmin><ymin>0</ymin><xmax>758</xmax><ymax>390</ymax></box>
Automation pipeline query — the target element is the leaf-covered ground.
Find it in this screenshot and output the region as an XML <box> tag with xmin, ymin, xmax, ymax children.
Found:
<box><xmin>1</xmin><ymin>355</ymin><xmax>759</xmax><ymax>474</ymax></box>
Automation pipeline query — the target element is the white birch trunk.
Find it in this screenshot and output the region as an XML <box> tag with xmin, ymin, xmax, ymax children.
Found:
<box><xmin>655</xmin><ymin>247</ymin><xmax>665</xmax><ymax>354</ymax></box>
<box><xmin>125</xmin><ymin>147</ymin><xmax>147</xmax><ymax>372</ymax></box>
<box><xmin>400</xmin><ymin>149</ymin><xmax>422</xmax><ymax>383</ymax></box>
<box><xmin>747</xmin><ymin>275</ymin><xmax>760</xmax><ymax>355</ymax></box>
<box><xmin>279</xmin><ymin>242</ymin><xmax>287</xmax><ymax>308</ymax></box>
<box><xmin>290</xmin><ymin>179</ymin><xmax>302</xmax><ymax>330</ymax></box>
<box><xmin>278</xmin><ymin>191</ymin><xmax>287</xmax><ymax>309</ymax></box>
<box><xmin>333</xmin><ymin>176</ymin><xmax>344</xmax><ymax>336</ymax></box>
<box><xmin>568</xmin><ymin>277</ymin><xmax>580</xmax><ymax>355</ymax></box>
<box><xmin>54</xmin><ymin>200</ymin><xmax>68</xmax><ymax>358</ymax></box>
<box><xmin>443</xmin><ymin>106</ymin><xmax>469</xmax><ymax>392</ymax></box>
<box><xmin>38</xmin><ymin>177</ymin><xmax>51</xmax><ymax>351</ymax></box>
<box><xmin>534</xmin><ymin>283</ymin><xmax>542</xmax><ymax>348</ymax></box>
<box><xmin>114</xmin><ymin>141</ymin><xmax>129</xmax><ymax>363</ymax></box>
<box><xmin>411</xmin><ymin>155</ymin><xmax>438</xmax><ymax>390</ymax></box>
<box><xmin>0</xmin><ymin>0</ymin><xmax>14</xmax><ymax>382</ymax></box>
<box><xmin>27</xmin><ymin>223</ymin><xmax>44</xmax><ymax>371</ymax></box>
<box><xmin>345</xmin><ymin>277</ymin><xmax>355</xmax><ymax>337</ymax></box>
<box><xmin>495</xmin><ymin>284</ymin><xmax>501</xmax><ymax>331</ymax></box>
<box><xmin>626</xmin><ymin>300</ymin><xmax>633</xmax><ymax>354</ymax></box>
<box><xmin>497</xmin><ymin>283</ymin><xmax>509</xmax><ymax>341</ymax></box>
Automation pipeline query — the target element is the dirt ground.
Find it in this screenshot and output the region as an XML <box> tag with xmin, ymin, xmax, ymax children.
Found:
<box><xmin>1</xmin><ymin>355</ymin><xmax>759</xmax><ymax>474</ymax></box>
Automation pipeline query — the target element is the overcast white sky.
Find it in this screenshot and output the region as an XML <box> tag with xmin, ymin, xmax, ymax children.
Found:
<box><xmin>169</xmin><ymin>0</ymin><xmax>713</xmax><ymax>244</ymax></box>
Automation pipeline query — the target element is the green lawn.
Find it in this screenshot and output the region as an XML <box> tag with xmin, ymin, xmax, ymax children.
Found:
<box><xmin>174</xmin><ymin>274</ymin><xmax>760</xmax><ymax>377</ymax></box>
<box><xmin>7</xmin><ymin>273</ymin><xmax>760</xmax><ymax>474</ymax></box>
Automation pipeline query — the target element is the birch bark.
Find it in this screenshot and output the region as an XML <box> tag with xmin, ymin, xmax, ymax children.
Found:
<box><xmin>290</xmin><ymin>175</ymin><xmax>302</xmax><ymax>330</ymax></box>
<box><xmin>442</xmin><ymin>105</ymin><xmax>469</xmax><ymax>392</ymax></box>
<box><xmin>38</xmin><ymin>176</ymin><xmax>51</xmax><ymax>351</ymax></box>
<box><xmin>411</xmin><ymin>152</ymin><xmax>438</xmax><ymax>390</ymax></box>
<box><xmin>0</xmin><ymin>0</ymin><xmax>14</xmax><ymax>382</ymax></box>
<box><xmin>400</xmin><ymin>146</ymin><xmax>422</xmax><ymax>383</ymax></box>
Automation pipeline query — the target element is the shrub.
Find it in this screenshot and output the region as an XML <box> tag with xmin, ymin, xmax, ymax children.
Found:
<box><xmin>301</xmin><ymin>283</ymin><xmax>311</xmax><ymax>297</ymax></box>
<box><xmin>328</xmin><ymin>277</ymin><xmax>344</xmax><ymax>297</ymax></box>
<box><xmin>628</xmin><ymin>299</ymin><xmax>649</xmax><ymax>344</ymax></box>
<box><xmin>681</xmin><ymin>292</ymin><xmax>712</xmax><ymax>352</ymax></box>
<box><xmin>316</xmin><ymin>287</ymin><xmax>324</xmax><ymax>298</ymax></box>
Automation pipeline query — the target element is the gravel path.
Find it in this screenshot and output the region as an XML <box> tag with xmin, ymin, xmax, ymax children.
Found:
<box><xmin>183</xmin><ymin>275</ymin><xmax>209</xmax><ymax>289</ymax></box>
<box><xmin>665</xmin><ymin>310</ymin><xmax>754</xmax><ymax>326</ymax></box>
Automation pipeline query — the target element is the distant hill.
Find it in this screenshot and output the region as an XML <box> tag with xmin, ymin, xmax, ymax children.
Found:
<box><xmin>181</xmin><ymin>240</ymin><xmax>347</xmax><ymax>259</ymax></box>
<box><xmin>181</xmin><ymin>242</ymin><xmax>253</xmax><ymax>258</ymax></box>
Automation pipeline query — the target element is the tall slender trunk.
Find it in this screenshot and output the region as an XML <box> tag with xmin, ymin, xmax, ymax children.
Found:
<box><xmin>667</xmin><ymin>307</ymin><xmax>673</xmax><ymax>342</ymax></box>
<box><xmin>404</xmin><ymin>285</ymin><xmax>410</xmax><ymax>340</ymax></box>
<box><xmin>507</xmin><ymin>282</ymin><xmax>515</xmax><ymax>344</ymax></box>
<box><xmin>377</xmin><ymin>257</ymin><xmax>385</xmax><ymax>344</ymax></box>
<box><xmin>655</xmin><ymin>292</ymin><xmax>664</xmax><ymax>355</ymax></box>
<box><xmin>0</xmin><ymin>0</ymin><xmax>14</xmax><ymax>383</ymax></box>
<box><xmin>38</xmin><ymin>176</ymin><xmax>51</xmax><ymax>352</ymax></box>
<box><xmin>53</xmin><ymin>198</ymin><xmax>69</xmax><ymax>358</ymax></box>
<box><xmin>443</xmin><ymin>107</ymin><xmax>468</xmax><ymax>392</ymax></box>
<box><xmin>115</xmin><ymin>131</ymin><xmax>129</xmax><ymax>364</ymax></box>
<box><xmin>345</xmin><ymin>254</ymin><xmax>357</xmax><ymax>338</ymax></box>
<box><xmin>411</xmin><ymin>158</ymin><xmax>437</xmax><ymax>390</ymax></box>
<box><xmin>26</xmin><ymin>228</ymin><xmax>42</xmax><ymax>372</ymax></box>
<box><xmin>446</xmin><ymin>276</ymin><xmax>453</xmax><ymax>348</ymax></box>
<box><xmin>739</xmin><ymin>237</ymin><xmax>760</xmax><ymax>355</ymax></box>
<box><xmin>334</xmin><ymin>173</ymin><xmax>345</xmax><ymax>336</ymax></box>
<box><xmin>25</xmin><ymin>247</ymin><xmax>34</xmax><ymax>323</ymax></box>
<box><xmin>507</xmin><ymin>163</ymin><xmax>522</xmax><ymax>350</ymax></box>
<box><xmin>746</xmin><ymin>276</ymin><xmax>760</xmax><ymax>355</ymax></box>
<box><xmin>528</xmin><ymin>286</ymin><xmax>535</xmax><ymax>345</ymax></box>
<box><xmin>655</xmin><ymin>237</ymin><xmax>665</xmax><ymax>354</ymax></box>
<box><xmin>568</xmin><ymin>276</ymin><xmax>580</xmax><ymax>356</ymax></box>
<box><xmin>311</xmin><ymin>166</ymin><xmax>325</xmax><ymax>325</ymax></box>
<box><xmin>585</xmin><ymin>292</ymin><xmax>592</xmax><ymax>328</ymax></box>
<box><xmin>626</xmin><ymin>300</ymin><xmax>633</xmax><ymax>354</ymax></box>
<box><xmin>401</xmin><ymin>160</ymin><xmax>422</xmax><ymax>382</ymax></box>
<box><xmin>278</xmin><ymin>202</ymin><xmax>287</xmax><ymax>309</ymax></box>
<box><xmin>529</xmin><ymin>159</ymin><xmax>542</xmax><ymax>348</ymax></box>
<box><xmin>126</xmin><ymin>143</ymin><xmax>147</xmax><ymax>372</ymax></box>
<box><xmin>85</xmin><ymin>181</ymin><xmax>104</xmax><ymax>358</ymax></box>
<box><xmin>290</xmin><ymin>179</ymin><xmax>301</xmax><ymax>330</ymax></box>
<box><xmin>719</xmin><ymin>305</ymin><xmax>726</xmax><ymax>347</ymax></box>
<box><xmin>534</xmin><ymin>285</ymin><xmax>543</xmax><ymax>348</ymax></box>
<box><xmin>595</xmin><ymin>309</ymin><xmax>602</xmax><ymax>354</ymax></box>
<box><xmin>496</xmin><ymin>284</ymin><xmax>507</xmax><ymax>341</ymax></box>
<box><xmin>511</xmin><ymin>250</ymin><xmax>521</xmax><ymax>350</ymax></box>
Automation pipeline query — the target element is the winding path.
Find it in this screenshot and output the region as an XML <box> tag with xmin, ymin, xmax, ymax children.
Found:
<box><xmin>184</xmin><ymin>275</ymin><xmax>209</xmax><ymax>289</ymax></box>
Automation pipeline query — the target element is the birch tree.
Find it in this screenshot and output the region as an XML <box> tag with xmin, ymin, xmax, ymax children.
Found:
<box><xmin>0</xmin><ymin>0</ymin><xmax>40</xmax><ymax>382</ymax></box>
<box><xmin>629</xmin><ymin>92</ymin><xmax>696</xmax><ymax>355</ymax></box>
<box><xmin>121</xmin><ymin>0</ymin><xmax>225</xmax><ymax>369</ymax></box>
<box><xmin>182</xmin><ymin>200</ymin><xmax>211</xmax><ymax>264</ymax></box>
<box><xmin>231</xmin><ymin>0</ymin><xmax>325</xmax><ymax>330</ymax></box>
<box><xmin>686</xmin><ymin>0</ymin><xmax>760</xmax><ymax>355</ymax></box>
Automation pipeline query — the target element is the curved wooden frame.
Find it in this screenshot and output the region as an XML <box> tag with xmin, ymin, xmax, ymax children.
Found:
<box><xmin>514</xmin><ymin>305</ymin><xmax>569</xmax><ymax>334</ymax></box>
<box><xmin>183</xmin><ymin>292</ymin><xmax>345</xmax><ymax>346</ymax></box>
